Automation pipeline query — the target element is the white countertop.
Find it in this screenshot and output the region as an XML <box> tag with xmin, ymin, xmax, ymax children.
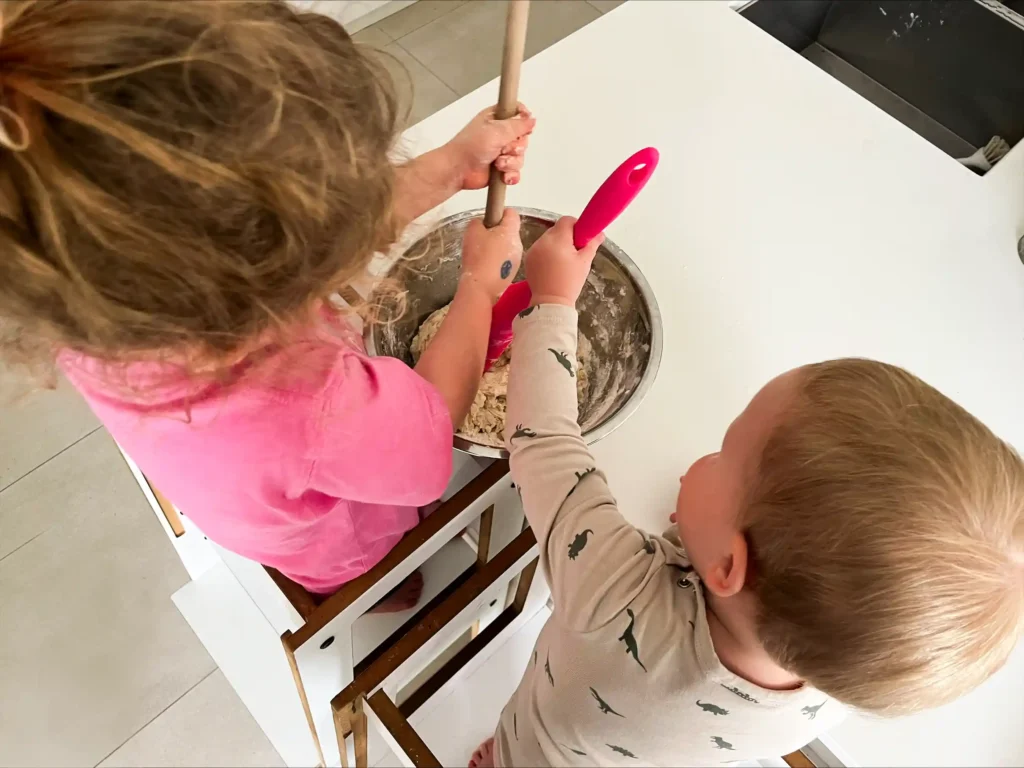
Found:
<box><xmin>399</xmin><ymin>1</ymin><xmax>1024</xmax><ymax>765</ymax></box>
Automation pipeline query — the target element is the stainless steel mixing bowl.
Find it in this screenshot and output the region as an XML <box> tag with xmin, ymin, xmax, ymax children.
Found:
<box><xmin>365</xmin><ymin>207</ymin><xmax>663</xmax><ymax>458</ymax></box>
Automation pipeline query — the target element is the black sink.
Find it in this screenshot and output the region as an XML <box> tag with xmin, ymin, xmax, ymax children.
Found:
<box><xmin>738</xmin><ymin>0</ymin><xmax>1024</xmax><ymax>173</ymax></box>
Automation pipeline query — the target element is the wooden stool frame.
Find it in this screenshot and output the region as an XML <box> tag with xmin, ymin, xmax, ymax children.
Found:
<box><xmin>331</xmin><ymin>526</ymin><xmax>539</xmax><ymax>767</ymax></box>
<box><xmin>277</xmin><ymin>460</ymin><xmax>515</xmax><ymax>766</ymax></box>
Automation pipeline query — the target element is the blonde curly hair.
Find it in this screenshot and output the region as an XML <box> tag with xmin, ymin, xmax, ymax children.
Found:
<box><xmin>0</xmin><ymin>0</ymin><xmax>403</xmax><ymax>379</ymax></box>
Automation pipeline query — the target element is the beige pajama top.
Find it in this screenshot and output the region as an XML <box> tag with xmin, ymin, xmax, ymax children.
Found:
<box><xmin>494</xmin><ymin>305</ymin><xmax>842</xmax><ymax>767</ymax></box>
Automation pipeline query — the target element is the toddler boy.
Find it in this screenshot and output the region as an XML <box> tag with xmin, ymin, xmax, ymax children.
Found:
<box><xmin>470</xmin><ymin>217</ymin><xmax>1024</xmax><ymax>766</ymax></box>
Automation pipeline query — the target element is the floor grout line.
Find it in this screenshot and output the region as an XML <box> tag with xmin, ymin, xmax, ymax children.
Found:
<box><xmin>392</xmin><ymin>37</ymin><xmax>460</xmax><ymax>99</ymax></box>
<box><xmin>392</xmin><ymin>36</ymin><xmax>466</xmax><ymax>98</ymax></box>
<box><xmin>90</xmin><ymin>667</ymin><xmax>218</xmax><ymax>768</ymax></box>
<box><xmin>388</xmin><ymin>0</ymin><xmax>468</xmax><ymax>44</ymax></box>
<box><xmin>390</xmin><ymin>6</ymin><xmax>472</xmax><ymax>94</ymax></box>
<box><xmin>0</xmin><ymin>425</ymin><xmax>103</xmax><ymax>496</ymax></box>
<box><xmin>367</xmin><ymin>16</ymin><xmax>392</xmax><ymax>43</ymax></box>
<box><xmin>389</xmin><ymin>3</ymin><xmax>606</xmax><ymax>99</ymax></box>
<box><xmin>0</xmin><ymin>528</ymin><xmax>48</xmax><ymax>566</ymax></box>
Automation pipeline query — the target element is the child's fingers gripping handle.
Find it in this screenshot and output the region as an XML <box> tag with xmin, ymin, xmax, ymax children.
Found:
<box><xmin>578</xmin><ymin>232</ymin><xmax>604</xmax><ymax>268</ymax></box>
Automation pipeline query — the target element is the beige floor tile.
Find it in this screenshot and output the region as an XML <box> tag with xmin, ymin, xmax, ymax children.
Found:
<box><xmin>0</xmin><ymin>430</ymin><xmax>215</xmax><ymax>768</ymax></box>
<box><xmin>0</xmin><ymin>371</ymin><xmax>99</xmax><ymax>492</ymax></box>
<box><xmin>588</xmin><ymin>0</ymin><xmax>626</xmax><ymax>13</ymax></box>
<box><xmin>372</xmin><ymin>43</ymin><xmax>459</xmax><ymax>128</ymax></box>
<box><xmin>397</xmin><ymin>0</ymin><xmax>601</xmax><ymax>96</ymax></box>
<box><xmin>98</xmin><ymin>670</ymin><xmax>283</xmax><ymax>768</ymax></box>
<box><xmin>352</xmin><ymin>24</ymin><xmax>392</xmax><ymax>47</ymax></box>
<box><xmin>0</xmin><ymin>421</ymin><xmax>115</xmax><ymax>561</ymax></box>
<box><xmin>377</xmin><ymin>0</ymin><xmax>467</xmax><ymax>40</ymax></box>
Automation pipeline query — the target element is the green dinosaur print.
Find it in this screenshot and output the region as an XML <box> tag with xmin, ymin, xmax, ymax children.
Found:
<box><xmin>711</xmin><ymin>736</ymin><xmax>734</xmax><ymax>751</ymax></box>
<box><xmin>517</xmin><ymin>305</ymin><xmax>537</xmax><ymax>319</ymax></box>
<box><xmin>720</xmin><ymin>684</ymin><xmax>761</xmax><ymax>704</ymax></box>
<box><xmin>618</xmin><ymin>609</ymin><xmax>646</xmax><ymax>672</ymax></box>
<box><xmin>697</xmin><ymin>700</ymin><xmax>729</xmax><ymax>716</ymax></box>
<box><xmin>590</xmin><ymin>687</ymin><xmax>624</xmax><ymax>717</ymax></box>
<box><xmin>545</xmin><ymin>653</ymin><xmax>554</xmax><ymax>686</ymax></box>
<box><xmin>802</xmin><ymin>701</ymin><xmax>826</xmax><ymax>720</ymax></box>
<box><xmin>548</xmin><ymin>348</ymin><xmax>576</xmax><ymax>377</ymax></box>
<box><xmin>560</xmin><ymin>743</ymin><xmax>587</xmax><ymax>757</ymax></box>
<box><xmin>514</xmin><ymin>712</ymin><xmax>518</xmax><ymax>739</ymax></box>
<box><xmin>567</xmin><ymin>528</ymin><xmax>594</xmax><ymax>560</ymax></box>
<box><xmin>510</xmin><ymin>424</ymin><xmax>537</xmax><ymax>443</ymax></box>
<box><xmin>564</xmin><ymin>467</ymin><xmax>596</xmax><ymax>503</ymax></box>
<box><xmin>607</xmin><ymin>744</ymin><xmax>637</xmax><ymax>759</ymax></box>
<box><xmin>720</xmin><ymin>684</ymin><xmax>759</xmax><ymax>704</ymax></box>
<box><xmin>635</xmin><ymin>532</ymin><xmax>656</xmax><ymax>555</ymax></box>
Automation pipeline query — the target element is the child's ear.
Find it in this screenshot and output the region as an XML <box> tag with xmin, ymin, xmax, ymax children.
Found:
<box><xmin>704</xmin><ymin>531</ymin><xmax>749</xmax><ymax>598</ymax></box>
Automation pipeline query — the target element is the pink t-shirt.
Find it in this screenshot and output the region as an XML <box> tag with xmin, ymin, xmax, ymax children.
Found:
<box><xmin>61</xmin><ymin>334</ymin><xmax>453</xmax><ymax>594</ymax></box>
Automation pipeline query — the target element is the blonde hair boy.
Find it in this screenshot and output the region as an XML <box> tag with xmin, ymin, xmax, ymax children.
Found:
<box><xmin>746</xmin><ymin>359</ymin><xmax>1024</xmax><ymax>714</ymax></box>
<box><xmin>468</xmin><ymin>218</ymin><xmax>1024</xmax><ymax>767</ymax></box>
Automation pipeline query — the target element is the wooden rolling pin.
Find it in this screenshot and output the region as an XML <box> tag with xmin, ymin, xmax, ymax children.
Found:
<box><xmin>483</xmin><ymin>0</ymin><xmax>530</xmax><ymax>228</ymax></box>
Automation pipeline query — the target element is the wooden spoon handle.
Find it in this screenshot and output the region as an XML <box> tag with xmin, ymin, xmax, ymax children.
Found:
<box><xmin>483</xmin><ymin>0</ymin><xmax>530</xmax><ymax>228</ymax></box>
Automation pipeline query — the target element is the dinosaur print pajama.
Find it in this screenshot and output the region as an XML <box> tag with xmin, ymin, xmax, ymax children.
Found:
<box><xmin>492</xmin><ymin>305</ymin><xmax>842</xmax><ymax>766</ymax></box>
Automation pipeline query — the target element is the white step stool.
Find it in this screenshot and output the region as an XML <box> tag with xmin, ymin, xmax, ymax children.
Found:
<box><xmin>121</xmin><ymin>446</ymin><xmax>529</xmax><ymax>767</ymax></box>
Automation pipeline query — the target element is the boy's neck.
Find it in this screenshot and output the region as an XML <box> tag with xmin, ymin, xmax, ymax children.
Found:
<box><xmin>704</xmin><ymin>591</ymin><xmax>804</xmax><ymax>691</ymax></box>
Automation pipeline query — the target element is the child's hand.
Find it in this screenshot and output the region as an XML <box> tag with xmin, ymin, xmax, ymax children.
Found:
<box><xmin>460</xmin><ymin>209</ymin><xmax>523</xmax><ymax>303</ymax></box>
<box><xmin>525</xmin><ymin>217</ymin><xmax>604</xmax><ymax>307</ymax></box>
<box><xmin>445</xmin><ymin>104</ymin><xmax>536</xmax><ymax>190</ymax></box>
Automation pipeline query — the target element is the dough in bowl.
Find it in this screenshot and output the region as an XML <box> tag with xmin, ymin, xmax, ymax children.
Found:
<box><xmin>411</xmin><ymin>303</ymin><xmax>592</xmax><ymax>447</ymax></box>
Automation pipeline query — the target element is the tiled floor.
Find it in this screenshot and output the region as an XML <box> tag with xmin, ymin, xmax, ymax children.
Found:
<box><xmin>355</xmin><ymin>0</ymin><xmax>621</xmax><ymax>126</ymax></box>
<box><xmin>0</xmin><ymin>1</ymin><xmax>620</xmax><ymax>766</ymax></box>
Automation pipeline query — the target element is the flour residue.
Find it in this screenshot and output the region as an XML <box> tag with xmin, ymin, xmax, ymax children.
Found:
<box><xmin>412</xmin><ymin>303</ymin><xmax>593</xmax><ymax>447</ymax></box>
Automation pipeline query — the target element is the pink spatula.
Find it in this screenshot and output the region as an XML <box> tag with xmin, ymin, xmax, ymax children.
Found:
<box><xmin>485</xmin><ymin>146</ymin><xmax>660</xmax><ymax>369</ymax></box>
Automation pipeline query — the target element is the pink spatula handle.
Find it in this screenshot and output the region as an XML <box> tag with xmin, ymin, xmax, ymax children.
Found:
<box><xmin>485</xmin><ymin>146</ymin><xmax>660</xmax><ymax>369</ymax></box>
<box><xmin>485</xmin><ymin>280</ymin><xmax>532</xmax><ymax>365</ymax></box>
<box><xmin>573</xmin><ymin>147</ymin><xmax>659</xmax><ymax>249</ymax></box>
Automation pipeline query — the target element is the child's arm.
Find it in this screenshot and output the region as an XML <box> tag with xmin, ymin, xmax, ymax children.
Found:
<box><xmin>415</xmin><ymin>210</ymin><xmax>522</xmax><ymax>426</ymax></box>
<box><xmin>393</xmin><ymin>106</ymin><xmax>535</xmax><ymax>229</ymax></box>
<box><xmin>507</xmin><ymin>219</ymin><xmax>658</xmax><ymax>631</ymax></box>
